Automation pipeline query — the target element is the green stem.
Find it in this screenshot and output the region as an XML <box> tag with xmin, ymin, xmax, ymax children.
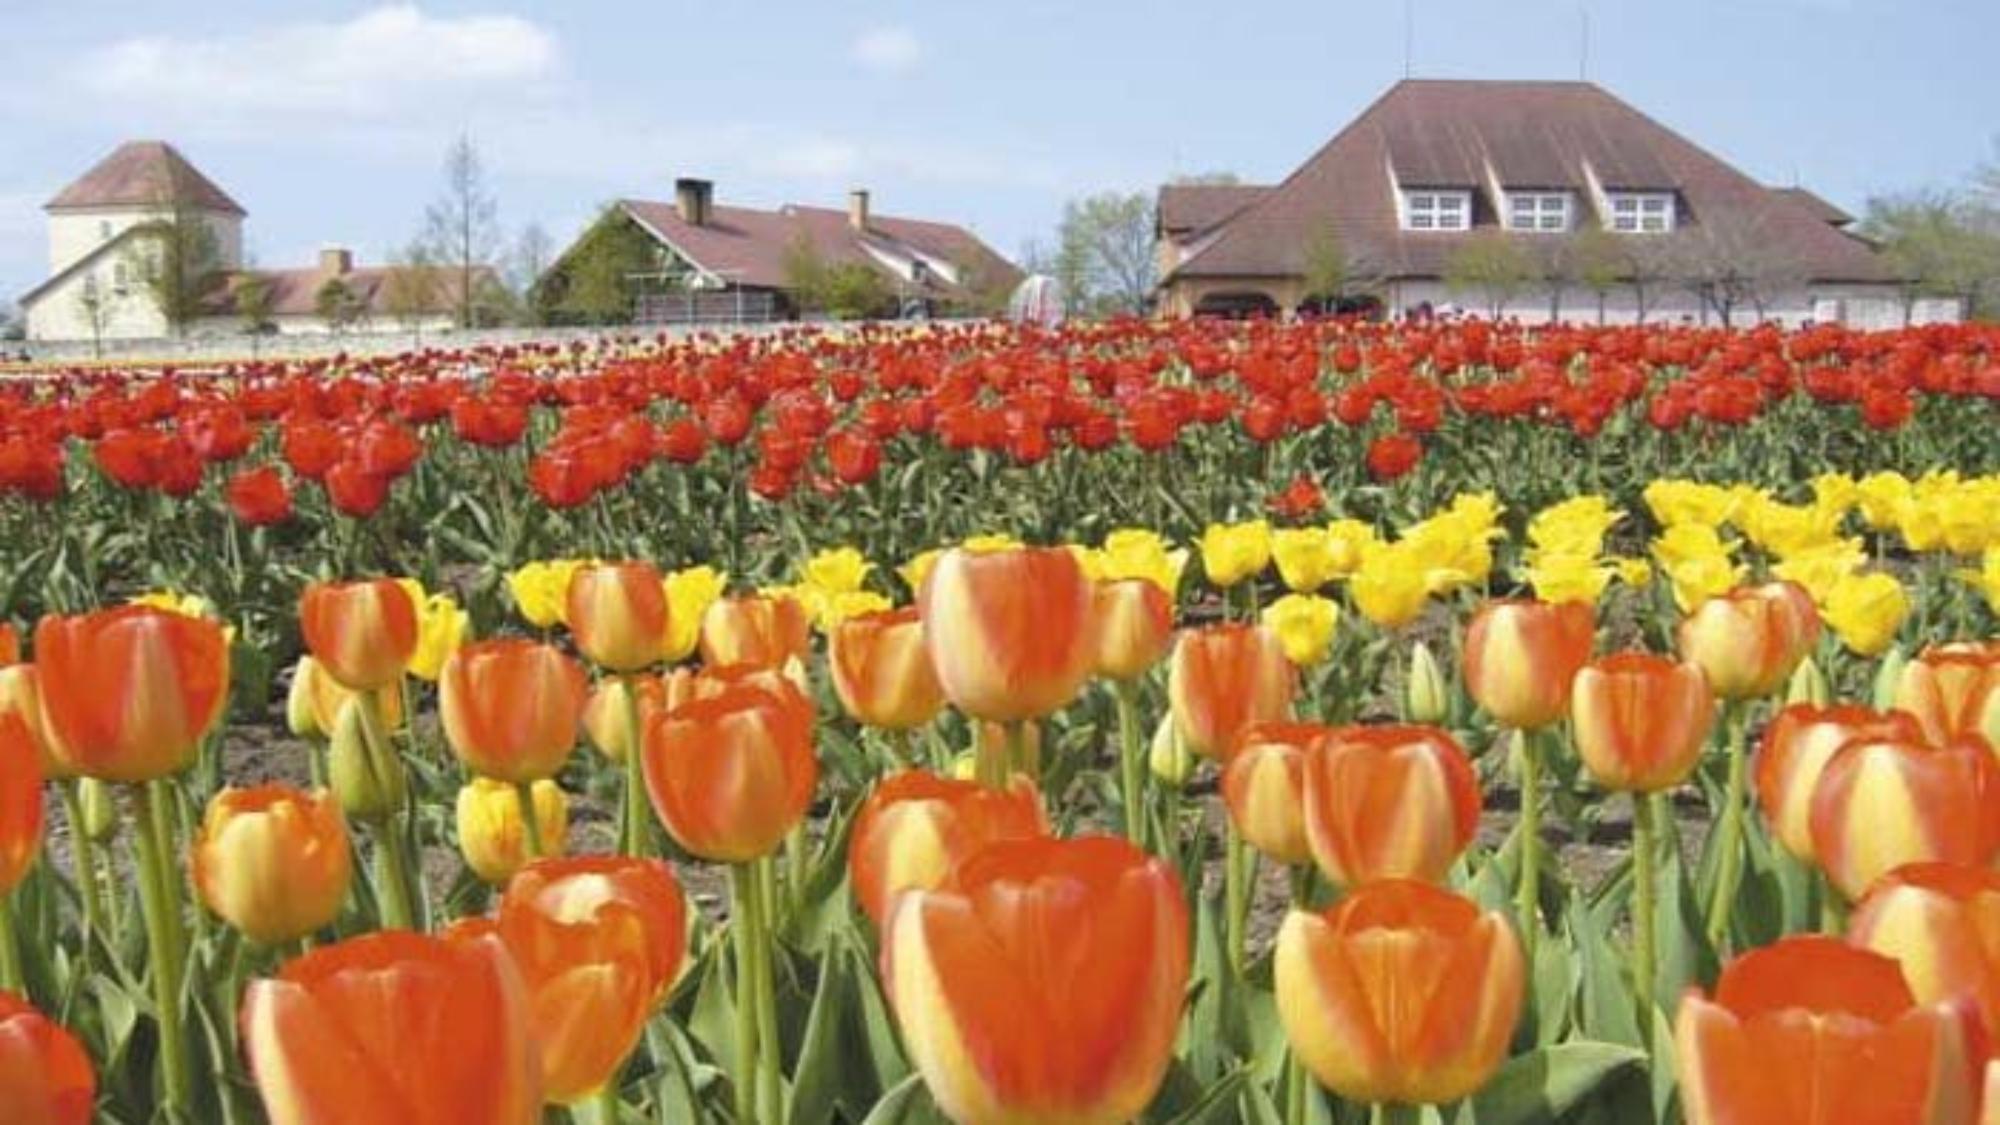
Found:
<box><xmin>729</xmin><ymin>864</ymin><xmax>759</xmax><ymax>1125</ymax></box>
<box><xmin>974</xmin><ymin>722</ymin><xmax>1008</xmax><ymax>789</ymax></box>
<box><xmin>888</xmin><ymin>727</ymin><xmax>915</xmax><ymax>770</ymax></box>
<box><xmin>131</xmin><ymin>780</ymin><xmax>192</xmax><ymax>1116</ymax></box>
<box><xmin>1704</xmin><ymin>704</ymin><xmax>1750</xmax><ymax>950</ymax></box>
<box><xmin>516</xmin><ymin>781</ymin><xmax>546</xmax><ymax>859</ymax></box>
<box><xmin>752</xmin><ymin>858</ymin><xmax>784</xmax><ymax>1122</ymax></box>
<box><xmin>784</xmin><ymin>823</ymin><xmax>807</xmax><ymax>918</ymax></box>
<box><xmin>371</xmin><ymin>816</ymin><xmax>419</xmax><ymax>931</ymax></box>
<box><xmin>1115</xmin><ymin>680</ymin><xmax>1146</xmax><ymax>845</ymax></box>
<box><xmin>619</xmin><ymin>674</ymin><xmax>649</xmax><ymax>858</ymax></box>
<box><xmin>60</xmin><ymin>783</ymin><xmax>105</xmax><ymax>946</ymax></box>
<box><xmin>1515</xmin><ymin>727</ymin><xmax>1542</xmax><ymax>963</ymax></box>
<box><xmin>0</xmin><ymin>895</ymin><xmax>21</xmax><ymax>991</ymax></box>
<box><xmin>1225</xmin><ymin>823</ymin><xmax>1254</xmax><ymax>977</ymax></box>
<box><xmin>1372</xmin><ymin>1103</ymin><xmax>1421</xmax><ymax>1125</ymax></box>
<box><xmin>575</xmin><ymin>1078</ymin><xmax>622</xmax><ymax>1124</ymax></box>
<box><xmin>1633</xmin><ymin>790</ymin><xmax>1659</xmax><ymax>1051</ymax></box>
<box><xmin>1819</xmin><ymin>870</ymin><xmax>1849</xmax><ymax>935</ymax></box>
<box><xmin>1286</xmin><ymin>1046</ymin><xmax>1311</xmax><ymax>1125</ymax></box>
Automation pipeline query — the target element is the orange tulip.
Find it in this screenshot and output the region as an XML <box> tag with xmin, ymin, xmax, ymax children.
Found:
<box><xmin>0</xmin><ymin>989</ymin><xmax>96</xmax><ymax>1125</ymax></box>
<box><xmin>1092</xmin><ymin>578</ymin><xmax>1175</xmax><ymax>681</ymax></box>
<box><xmin>1569</xmin><ymin>652</ymin><xmax>1716</xmax><ymax>792</ymax></box>
<box><xmin>439</xmin><ymin>639</ymin><xmax>587</xmax><ymax>783</ymax></box>
<box><xmin>882</xmin><ymin>836</ymin><xmax>1188</xmax><ymax>1124</ymax></box>
<box><xmin>830</xmin><ymin>607</ymin><xmax>946</xmax><ymax>731</ymax></box>
<box><xmin>0</xmin><ymin>663</ymin><xmax>54</xmax><ymax>782</ymax></box>
<box><xmin>641</xmin><ymin>679</ymin><xmax>816</xmax><ymax>863</ymax></box>
<box><xmin>1677</xmin><ymin>581</ymin><xmax>1820</xmax><ymax>700</ymax></box>
<box><xmin>581</xmin><ymin>676</ymin><xmax>664</xmax><ymax>763</ymax></box>
<box><xmin>1675</xmin><ymin>935</ymin><xmax>1983</xmax><ymax>1125</ymax></box>
<box><xmin>1301</xmin><ymin>724</ymin><xmax>1480</xmax><ymax>887</ymax></box>
<box><xmin>1850</xmin><ymin>863</ymin><xmax>2000</xmax><ymax>1041</ymax></box>
<box><xmin>1275</xmin><ymin>880</ymin><xmax>1525</xmax><ymax>1106</ymax></box>
<box><xmin>241</xmin><ymin>930</ymin><xmax>541</xmax><ymax>1123</ymax></box>
<box><xmin>1895</xmin><ymin>643</ymin><xmax>2000</xmax><ymax>752</ymax></box>
<box><xmin>1167</xmin><ymin>623</ymin><xmax>1296</xmax><ymax>759</ymax></box>
<box><xmin>0</xmin><ymin>624</ymin><xmax>15</xmax><ymax>666</ymax></box>
<box><xmin>486</xmin><ymin>856</ymin><xmax>690</xmax><ymax>1103</ymax></box>
<box><xmin>699</xmin><ymin>593</ymin><xmax>811</xmax><ymax>670</ymax></box>
<box><xmin>34</xmin><ymin>606</ymin><xmax>230</xmax><ymax>782</ymax></box>
<box><xmin>918</xmin><ymin>546</ymin><xmax>1096</xmax><ymax>722</ymax></box>
<box><xmin>1810</xmin><ymin>735</ymin><xmax>2000</xmax><ymax>901</ymax></box>
<box><xmin>1753</xmin><ymin>704</ymin><xmax>1925</xmax><ymax>863</ymax></box>
<box><xmin>0</xmin><ymin>716</ymin><xmax>40</xmax><ymax>894</ymax></box>
<box><xmin>190</xmin><ymin>785</ymin><xmax>350</xmax><ymax>945</ymax></box>
<box><xmin>1461</xmin><ymin>598</ymin><xmax>1595</xmax><ymax>730</ymax></box>
<box><xmin>565</xmin><ymin>562</ymin><xmax>669</xmax><ymax>672</ymax></box>
<box><xmin>298</xmin><ymin>579</ymin><xmax>418</xmax><ymax>691</ymax></box>
<box><xmin>848</xmin><ymin>769</ymin><xmax>1047</xmax><ymax>928</ymax></box>
<box><xmin>1221</xmin><ymin>722</ymin><xmax>1327</xmax><ymax>866</ymax></box>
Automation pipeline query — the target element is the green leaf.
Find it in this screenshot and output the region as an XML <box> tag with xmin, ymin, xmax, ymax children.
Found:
<box><xmin>855</xmin><ymin>1073</ymin><xmax>952</xmax><ymax>1125</ymax></box>
<box><xmin>1469</xmin><ymin>1041</ymin><xmax>1647</xmax><ymax>1125</ymax></box>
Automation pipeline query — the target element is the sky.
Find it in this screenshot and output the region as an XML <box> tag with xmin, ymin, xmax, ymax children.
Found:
<box><xmin>1</xmin><ymin>0</ymin><xmax>1994</xmax><ymax>301</ymax></box>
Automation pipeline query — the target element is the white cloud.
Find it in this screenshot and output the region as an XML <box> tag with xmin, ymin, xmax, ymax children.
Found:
<box><xmin>851</xmin><ymin>26</ymin><xmax>921</xmax><ymax>74</ymax></box>
<box><xmin>79</xmin><ymin>5</ymin><xmax>559</xmax><ymax>119</ymax></box>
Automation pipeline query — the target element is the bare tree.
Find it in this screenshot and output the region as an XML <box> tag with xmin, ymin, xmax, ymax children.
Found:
<box><xmin>1056</xmin><ymin>192</ymin><xmax>1155</xmax><ymax>316</ymax></box>
<box><xmin>1443</xmin><ymin>231</ymin><xmax>1539</xmax><ymax>319</ymax></box>
<box><xmin>422</xmin><ymin>134</ymin><xmax>501</xmax><ymax>329</ymax></box>
<box><xmin>508</xmin><ymin>223</ymin><xmax>556</xmax><ymax>324</ymax></box>
<box><xmin>125</xmin><ymin>197</ymin><xmax>221</xmax><ymax>337</ymax></box>
<box><xmin>1671</xmin><ymin>211</ymin><xmax>1804</xmax><ymax>326</ymax></box>
<box><xmin>76</xmin><ymin>276</ymin><xmax>109</xmax><ymax>358</ymax></box>
<box><xmin>231</xmin><ymin>273</ymin><xmax>277</xmax><ymax>338</ymax></box>
<box><xmin>383</xmin><ymin>241</ymin><xmax>445</xmax><ymax>343</ymax></box>
<box><xmin>1621</xmin><ymin>237</ymin><xmax>1671</xmax><ymax>324</ymax></box>
<box><xmin>1567</xmin><ymin>225</ymin><xmax>1624</xmax><ymax>324</ymax></box>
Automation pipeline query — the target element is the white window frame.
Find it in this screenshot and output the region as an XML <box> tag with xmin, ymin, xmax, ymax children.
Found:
<box><xmin>1607</xmin><ymin>192</ymin><xmax>1675</xmax><ymax>233</ymax></box>
<box><xmin>1403</xmin><ymin>190</ymin><xmax>1471</xmax><ymax>232</ymax></box>
<box><xmin>1507</xmin><ymin>192</ymin><xmax>1571</xmax><ymax>232</ymax></box>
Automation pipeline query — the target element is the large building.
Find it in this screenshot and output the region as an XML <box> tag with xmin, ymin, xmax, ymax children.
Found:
<box><xmin>19</xmin><ymin>141</ymin><xmax>480</xmax><ymax>343</ymax></box>
<box><xmin>536</xmin><ymin>180</ymin><xmax>1020</xmax><ymax>324</ymax></box>
<box><xmin>1156</xmin><ymin>80</ymin><xmax>1957</xmax><ymax>327</ymax></box>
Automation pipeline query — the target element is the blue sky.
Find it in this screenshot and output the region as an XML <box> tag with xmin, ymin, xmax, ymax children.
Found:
<box><xmin>1</xmin><ymin>0</ymin><xmax>1993</xmax><ymax>301</ymax></box>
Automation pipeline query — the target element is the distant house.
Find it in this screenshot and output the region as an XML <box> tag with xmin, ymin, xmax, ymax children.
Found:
<box><xmin>19</xmin><ymin>140</ymin><xmax>493</xmax><ymax>343</ymax></box>
<box><xmin>536</xmin><ymin>180</ymin><xmax>1021</xmax><ymax>324</ymax></box>
<box><xmin>1156</xmin><ymin>80</ymin><xmax>1956</xmax><ymax>327</ymax></box>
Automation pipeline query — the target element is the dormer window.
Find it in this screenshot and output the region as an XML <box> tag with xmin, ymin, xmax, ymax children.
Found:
<box><xmin>1403</xmin><ymin>190</ymin><xmax>1470</xmax><ymax>231</ymax></box>
<box><xmin>1607</xmin><ymin>192</ymin><xmax>1675</xmax><ymax>233</ymax></box>
<box><xmin>1507</xmin><ymin>192</ymin><xmax>1571</xmax><ymax>232</ymax></box>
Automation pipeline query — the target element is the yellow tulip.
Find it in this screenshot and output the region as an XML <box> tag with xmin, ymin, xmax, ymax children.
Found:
<box><xmin>1664</xmin><ymin>554</ymin><xmax>1746</xmax><ymax>614</ymax></box>
<box><xmin>1323</xmin><ymin>519</ymin><xmax>1379</xmax><ymax>577</ymax></box>
<box><xmin>1271</xmin><ymin>528</ymin><xmax>1341</xmax><ymax>593</ymax></box>
<box><xmin>1350</xmin><ymin>544</ymin><xmax>1430</xmax><ymax>629</ymax></box>
<box><xmin>1821</xmin><ymin>571</ymin><xmax>1910</xmax><ymax>657</ymax></box>
<box><xmin>1522</xmin><ymin>553</ymin><xmax>1614</xmax><ymax>606</ymax></box>
<box><xmin>1261</xmin><ymin>594</ymin><xmax>1341</xmax><ymax>665</ymax></box>
<box><xmin>1642</xmin><ymin>479</ymin><xmax>1740</xmax><ymax>527</ymax></box>
<box><xmin>1960</xmin><ymin>547</ymin><xmax>2000</xmax><ymax>615</ymax></box>
<box><xmin>129</xmin><ymin>590</ymin><xmax>237</xmax><ymax>645</ymax></box>
<box><xmin>1853</xmin><ymin>471</ymin><xmax>1912</xmax><ymax>530</ymax></box>
<box><xmin>1612</xmin><ymin>557</ymin><xmax>1654</xmax><ymax>588</ymax></box>
<box><xmin>1100</xmin><ymin>529</ymin><xmax>1189</xmax><ymax>595</ymax></box>
<box><xmin>1810</xmin><ymin>472</ymin><xmax>1859</xmax><ymax>514</ymax></box>
<box><xmin>899</xmin><ymin>548</ymin><xmax>943</xmax><ymax>594</ymax></box>
<box><xmin>662</xmin><ymin>565</ymin><xmax>727</xmax><ymax>661</ymax></box>
<box><xmin>818</xmin><ymin>590</ymin><xmax>894</xmax><ymax>630</ymax></box>
<box><xmin>801</xmin><ymin>547</ymin><xmax>872</xmax><ymax>594</ymax></box>
<box><xmin>1200</xmin><ymin>521</ymin><xmax>1271</xmax><ymax>587</ymax></box>
<box><xmin>509</xmin><ymin>559</ymin><xmax>588</xmax><ymax>629</ymax></box>
<box><xmin>455</xmin><ymin>777</ymin><xmax>567</xmax><ymax>884</ymax></box>
<box><xmin>1527</xmin><ymin>495</ymin><xmax>1623</xmax><ymax>559</ymax></box>
<box><xmin>398</xmin><ymin>580</ymin><xmax>470</xmax><ymax>683</ymax></box>
<box><xmin>1771</xmin><ymin>539</ymin><xmax>1866</xmax><ymax>604</ymax></box>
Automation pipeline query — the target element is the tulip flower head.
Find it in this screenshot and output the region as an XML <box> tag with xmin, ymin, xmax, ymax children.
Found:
<box><xmin>1675</xmin><ymin>936</ymin><xmax>1984</xmax><ymax>1125</ymax></box>
<box><xmin>0</xmin><ymin>990</ymin><xmax>95</xmax><ymax>1125</ymax></box>
<box><xmin>1849</xmin><ymin>862</ymin><xmax>2000</xmax><ymax>1042</ymax></box>
<box><xmin>1677</xmin><ymin>582</ymin><xmax>1820</xmax><ymax>700</ymax></box>
<box><xmin>882</xmin><ymin>836</ymin><xmax>1189</xmax><ymax>1125</ymax></box>
<box><xmin>1275</xmin><ymin>880</ymin><xmax>1525</xmax><ymax>1106</ymax></box>
<box><xmin>1222</xmin><ymin>722</ymin><xmax>1327</xmax><ymax>865</ymax></box>
<box><xmin>1199</xmin><ymin>520</ymin><xmax>1271</xmax><ymax>587</ymax></box>
<box><xmin>1569</xmin><ymin>652</ymin><xmax>1716</xmax><ymax>793</ymax></box>
<box><xmin>565</xmin><ymin>561</ymin><xmax>670</xmax><ymax>672</ymax></box>
<box><xmin>829</xmin><ymin>606</ymin><xmax>947</xmax><ymax>730</ymax></box>
<box><xmin>1261</xmin><ymin>593</ymin><xmax>1341</xmax><ymax>667</ymax></box>
<box><xmin>439</xmin><ymin>639</ymin><xmax>587</xmax><ymax>783</ymax></box>
<box><xmin>1091</xmin><ymin>578</ymin><xmax>1176</xmax><ymax>680</ymax></box>
<box><xmin>1301</xmin><ymin>724</ymin><xmax>1481</xmax><ymax>887</ymax></box>
<box><xmin>34</xmin><ymin>605</ymin><xmax>231</xmax><ymax>782</ymax></box>
<box><xmin>919</xmin><ymin>546</ymin><xmax>1096</xmax><ymax>723</ymax></box>
<box><xmin>0</xmin><ymin>715</ymin><xmax>41</xmax><ymax>894</ymax></box>
<box><xmin>1753</xmin><ymin>704</ymin><xmax>1925</xmax><ymax>864</ymax></box>
<box><xmin>1894</xmin><ymin>642</ymin><xmax>2000</xmax><ymax>751</ymax></box>
<box><xmin>241</xmin><ymin>930</ymin><xmax>542</xmax><ymax>1123</ymax></box>
<box><xmin>190</xmin><ymin>785</ymin><xmax>351</xmax><ymax>945</ymax></box>
<box><xmin>699</xmin><ymin>592</ymin><xmax>812</xmax><ymax>670</ymax></box>
<box><xmin>1461</xmin><ymin>598</ymin><xmax>1596</xmax><ymax>730</ymax></box>
<box><xmin>298</xmin><ymin>579</ymin><xmax>418</xmax><ymax>692</ymax></box>
<box><xmin>1809</xmin><ymin>734</ymin><xmax>2000</xmax><ymax>901</ymax></box>
<box><xmin>641</xmin><ymin>679</ymin><xmax>816</xmax><ymax>863</ymax></box>
<box><xmin>1168</xmin><ymin>623</ymin><xmax>1295</xmax><ymax>759</ymax></box>
<box><xmin>848</xmin><ymin>769</ymin><xmax>1047</xmax><ymax>927</ymax></box>
<box><xmin>457</xmin><ymin>778</ymin><xmax>568</xmax><ymax>884</ymax></box>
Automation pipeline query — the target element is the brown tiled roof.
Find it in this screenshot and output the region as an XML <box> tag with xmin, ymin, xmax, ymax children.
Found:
<box><xmin>1158</xmin><ymin>184</ymin><xmax>1271</xmax><ymax>236</ymax></box>
<box><xmin>47</xmin><ymin>141</ymin><xmax>246</xmax><ymax>216</ymax></box>
<box><xmin>1772</xmin><ymin>186</ymin><xmax>1854</xmax><ymax>227</ymax></box>
<box><xmin>201</xmin><ymin>264</ymin><xmax>495</xmax><ymax>318</ymax></box>
<box><xmin>620</xmin><ymin>198</ymin><xmax>1019</xmax><ymax>294</ymax></box>
<box><xmin>1168</xmin><ymin>80</ymin><xmax>1893</xmax><ymax>285</ymax></box>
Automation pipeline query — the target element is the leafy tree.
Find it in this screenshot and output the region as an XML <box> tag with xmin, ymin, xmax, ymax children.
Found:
<box><xmin>784</xmin><ymin>237</ymin><xmax>892</xmax><ymax>320</ymax></box>
<box><xmin>231</xmin><ymin>274</ymin><xmax>276</xmax><ymax>335</ymax></box>
<box><xmin>1861</xmin><ymin>190</ymin><xmax>2000</xmax><ymax>322</ymax></box>
<box><xmin>125</xmin><ymin>198</ymin><xmax>221</xmax><ymax>336</ymax></box>
<box><xmin>507</xmin><ymin>223</ymin><xmax>556</xmax><ymax>326</ymax></box>
<box><xmin>1671</xmin><ymin>212</ymin><xmax>1804</xmax><ymax>326</ymax></box>
<box><xmin>1300</xmin><ymin>224</ymin><xmax>1347</xmax><ymax>308</ymax></box>
<box><xmin>421</xmin><ymin>134</ymin><xmax>501</xmax><ymax>328</ymax></box>
<box><xmin>1056</xmin><ymin>191</ymin><xmax>1155</xmax><ymax>316</ymax></box>
<box><xmin>1443</xmin><ymin>231</ymin><xmax>1539</xmax><ymax>319</ymax></box>
<box><xmin>314</xmin><ymin>277</ymin><xmax>364</xmax><ymax>334</ymax></box>
<box><xmin>540</xmin><ymin>206</ymin><xmax>658</xmax><ymax>325</ymax></box>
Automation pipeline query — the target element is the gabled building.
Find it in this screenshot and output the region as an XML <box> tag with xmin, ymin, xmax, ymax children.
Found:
<box><xmin>1156</xmin><ymin>80</ymin><xmax>1955</xmax><ymax>327</ymax></box>
<box><xmin>536</xmin><ymin>179</ymin><xmax>1020</xmax><ymax>324</ymax></box>
<box><xmin>20</xmin><ymin>140</ymin><xmax>489</xmax><ymax>343</ymax></box>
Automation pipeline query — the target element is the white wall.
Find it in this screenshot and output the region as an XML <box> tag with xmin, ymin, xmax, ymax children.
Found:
<box><xmin>48</xmin><ymin>207</ymin><xmax>243</xmax><ymax>276</ymax></box>
<box><xmin>24</xmin><ymin>261</ymin><xmax>169</xmax><ymax>342</ymax></box>
<box><xmin>1385</xmin><ymin>280</ymin><xmax>1959</xmax><ymax>329</ymax></box>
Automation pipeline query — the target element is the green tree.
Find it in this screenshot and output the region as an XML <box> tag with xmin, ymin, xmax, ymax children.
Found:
<box><xmin>1056</xmin><ymin>191</ymin><xmax>1155</xmax><ymax>316</ymax></box>
<box><xmin>314</xmin><ymin>277</ymin><xmax>364</xmax><ymax>334</ymax></box>
<box><xmin>1861</xmin><ymin>190</ymin><xmax>2000</xmax><ymax>322</ymax></box>
<box><xmin>540</xmin><ymin>206</ymin><xmax>658</xmax><ymax>325</ymax></box>
<box><xmin>1443</xmin><ymin>231</ymin><xmax>1539</xmax><ymax>319</ymax></box>
<box><xmin>125</xmin><ymin>199</ymin><xmax>221</xmax><ymax>336</ymax></box>
<box><xmin>1300</xmin><ymin>224</ymin><xmax>1347</xmax><ymax>308</ymax></box>
<box><xmin>784</xmin><ymin>236</ymin><xmax>892</xmax><ymax>320</ymax></box>
<box><xmin>231</xmin><ymin>273</ymin><xmax>276</xmax><ymax>336</ymax></box>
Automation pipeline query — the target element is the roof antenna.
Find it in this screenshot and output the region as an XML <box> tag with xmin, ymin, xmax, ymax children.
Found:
<box><xmin>1403</xmin><ymin>0</ymin><xmax>1414</xmax><ymax>78</ymax></box>
<box><xmin>1578</xmin><ymin>4</ymin><xmax>1590</xmax><ymax>81</ymax></box>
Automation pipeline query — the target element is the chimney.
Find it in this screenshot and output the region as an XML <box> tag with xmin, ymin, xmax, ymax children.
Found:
<box><xmin>675</xmin><ymin>178</ymin><xmax>713</xmax><ymax>226</ymax></box>
<box><xmin>319</xmin><ymin>246</ymin><xmax>353</xmax><ymax>275</ymax></box>
<box><xmin>848</xmin><ymin>189</ymin><xmax>871</xmax><ymax>231</ymax></box>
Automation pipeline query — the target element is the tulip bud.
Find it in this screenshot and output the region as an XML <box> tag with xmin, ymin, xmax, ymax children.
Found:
<box><xmin>456</xmin><ymin>778</ymin><xmax>567</xmax><ymax>884</ymax></box>
<box><xmin>1405</xmin><ymin>641</ymin><xmax>1449</xmax><ymax>724</ymax></box>
<box><xmin>1872</xmin><ymin>645</ymin><xmax>1909</xmax><ymax>711</ymax></box>
<box><xmin>582</xmin><ymin>677</ymin><xmax>662</xmax><ymax>764</ymax></box>
<box><xmin>1786</xmin><ymin>655</ymin><xmax>1831</xmax><ymax>707</ymax></box>
<box><xmin>190</xmin><ymin>785</ymin><xmax>351</xmax><ymax>945</ymax></box>
<box><xmin>77</xmin><ymin>778</ymin><xmax>118</xmax><ymax>842</ymax></box>
<box><xmin>285</xmin><ymin>657</ymin><xmax>321</xmax><ymax>738</ymax></box>
<box><xmin>1150</xmin><ymin>713</ymin><xmax>1194</xmax><ymax>787</ymax></box>
<box><xmin>329</xmin><ymin>698</ymin><xmax>404</xmax><ymax>819</ymax></box>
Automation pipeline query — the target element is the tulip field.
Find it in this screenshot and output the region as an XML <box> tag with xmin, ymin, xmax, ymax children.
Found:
<box><xmin>1</xmin><ymin>315</ymin><xmax>1999</xmax><ymax>1124</ymax></box>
